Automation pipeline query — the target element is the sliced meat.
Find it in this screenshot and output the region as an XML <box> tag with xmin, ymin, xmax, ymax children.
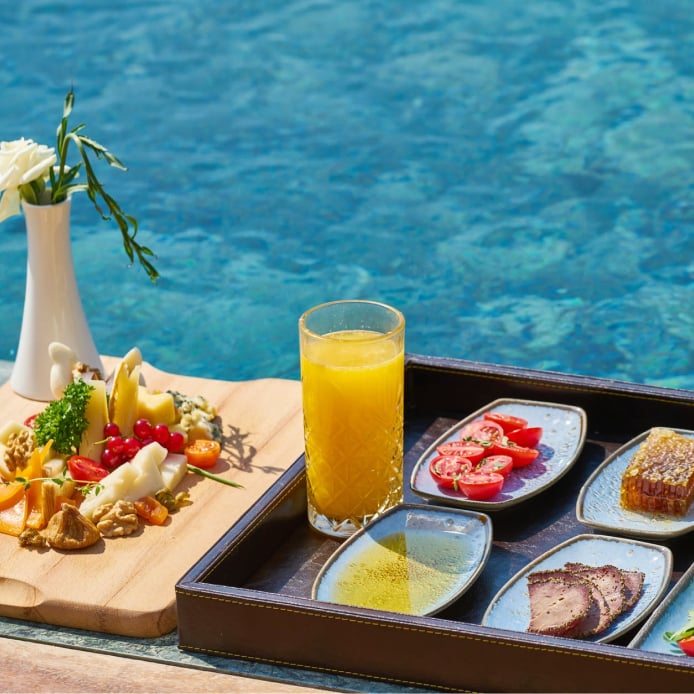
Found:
<box><xmin>528</xmin><ymin>568</ymin><xmax>612</xmax><ymax>636</ymax></box>
<box><xmin>564</xmin><ymin>562</ymin><xmax>627</xmax><ymax>621</ymax></box>
<box><xmin>622</xmin><ymin>569</ymin><xmax>645</xmax><ymax>608</ymax></box>
<box><xmin>527</xmin><ymin>577</ymin><xmax>593</xmax><ymax>636</ymax></box>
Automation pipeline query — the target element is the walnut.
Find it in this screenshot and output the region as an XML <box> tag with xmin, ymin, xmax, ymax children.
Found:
<box><xmin>45</xmin><ymin>503</ymin><xmax>101</xmax><ymax>550</ymax></box>
<box><xmin>3</xmin><ymin>429</ymin><xmax>35</xmax><ymax>473</ymax></box>
<box><xmin>92</xmin><ymin>500</ymin><xmax>140</xmax><ymax>538</ymax></box>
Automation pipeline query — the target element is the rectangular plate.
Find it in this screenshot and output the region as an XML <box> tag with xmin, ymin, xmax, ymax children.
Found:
<box><xmin>176</xmin><ymin>354</ymin><xmax>694</xmax><ymax>692</ymax></box>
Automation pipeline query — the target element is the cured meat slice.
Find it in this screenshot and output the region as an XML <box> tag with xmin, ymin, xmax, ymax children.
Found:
<box><xmin>528</xmin><ymin>568</ymin><xmax>612</xmax><ymax>636</ymax></box>
<box><xmin>527</xmin><ymin>577</ymin><xmax>593</xmax><ymax>636</ymax></box>
<box><xmin>563</xmin><ymin>562</ymin><xmax>626</xmax><ymax>620</ymax></box>
<box><xmin>622</xmin><ymin>569</ymin><xmax>645</xmax><ymax>608</ymax></box>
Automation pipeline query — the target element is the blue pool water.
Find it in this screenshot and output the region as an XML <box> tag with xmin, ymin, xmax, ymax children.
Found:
<box><xmin>0</xmin><ymin>0</ymin><xmax>692</xmax><ymax>388</ymax></box>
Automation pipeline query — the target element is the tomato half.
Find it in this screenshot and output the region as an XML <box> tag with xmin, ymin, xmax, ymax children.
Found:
<box><xmin>436</xmin><ymin>441</ymin><xmax>486</xmax><ymax>463</ymax></box>
<box><xmin>184</xmin><ymin>439</ymin><xmax>221</xmax><ymax>469</ymax></box>
<box><xmin>483</xmin><ymin>411</ymin><xmax>528</xmax><ymax>433</ymax></box>
<box><xmin>457</xmin><ymin>471</ymin><xmax>505</xmax><ymax>500</ymax></box>
<box><xmin>477</xmin><ymin>454</ymin><xmax>514</xmax><ymax>478</ymax></box>
<box><xmin>429</xmin><ymin>455</ymin><xmax>473</xmax><ymax>490</ymax></box>
<box><xmin>23</xmin><ymin>413</ymin><xmax>40</xmax><ymax>429</ymax></box>
<box><xmin>67</xmin><ymin>455</ymin><xmax>110</xmax><ymax>483</ymax></box>
<box><xmin>459</xmin><ymin>420</ymin><xmax>504</xmax><ymax>445</ymax></box>
<box><xmin>678</xmin><ymin>636</ymin><xmax>694</xmax><ymax>657</ymax></box>
<box><xmin>490</xmin><ymin>441</ymin><xmax>540</xmax><ymax>468</ymax></box>
<box><xmin>506</xmin><ymin>426</ymin><xmax>543</xmax><ymax>448</ymax></box>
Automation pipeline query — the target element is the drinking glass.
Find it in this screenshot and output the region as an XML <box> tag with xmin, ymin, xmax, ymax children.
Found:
<box><xmin>299</xmin><ymin>300</ymin><xmax>405</xmax><ymax>538</ymax></box>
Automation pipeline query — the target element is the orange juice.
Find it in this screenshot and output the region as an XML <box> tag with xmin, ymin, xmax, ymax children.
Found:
<box><xmin>301</xmin><ymin>329</ymin><xmax>404</xmax><ymax>536</ymax></box>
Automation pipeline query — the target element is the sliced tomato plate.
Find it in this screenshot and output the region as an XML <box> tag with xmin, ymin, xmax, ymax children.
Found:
<box><xmin>409</xmin><ymin>398</ymin><xmax>587</xmax><ymax>511</ymax></box>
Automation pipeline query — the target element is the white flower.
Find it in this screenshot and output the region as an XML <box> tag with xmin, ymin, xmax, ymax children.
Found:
<box><xmin>0</xmin><ymin>138</ymin><xmax>57</xmax><ymax>222</ymax></box>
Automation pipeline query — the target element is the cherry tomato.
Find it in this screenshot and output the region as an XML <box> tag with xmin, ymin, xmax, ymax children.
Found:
<box><xmin>67</xmin><ymin>455</ymin><xmax>110</xmax><ymax>483</ymax></box>
<box><xmin>477</xmin><ymin>454</ymin><xmax>514</xmax><ymax>477</ymax></box>
<box><xmin>483</xmin><ymin>412</ymin><xmax>528</xmax><ymax>433</ymax></box>
<box><xmin>490</xmin><ymin>441</ymin><xmax>540</xmax><ymax>467</ymax></box>
<box><xmin>678</xmin><ymin>635</ymin><xmax>694</xmax><ymax>657</ymax></box>
<box><xmin>506</xmin><ymin>426</ymin><xmax>543</xmax><ymax>448</ymax></box>
<box><xmin>459</xmin><ymin>420</ymin><xmax>504</xmax><ymax>445</ymax></box>
<box><xmin>435</xmin><ymin>441</ymin><xmax>486</xmax><ymax>463</ymax></box>
<box><xmin>457</xmin><ymin>471</ymin><xmax>505</xmax><ymax>500</ymax></box>
<box><xmin>184</xmin><ymin>439</ymin><xmax>221</xmax><ymax>469</ymax></box>
<box><xmin>429</xmin><ymin>455</ymin><xmax>473</xmax><ymax>490</ymax></box>
<box><xmin>23</xmin><ymin>413</ymin><xmax>40</xmax><ymax>429</ymax></box>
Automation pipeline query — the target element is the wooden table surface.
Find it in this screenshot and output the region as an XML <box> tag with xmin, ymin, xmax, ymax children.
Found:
<box><xmin>1</xmin><ymin>358</ymin><xmax>334</xmax><ymax>693</ymax></box>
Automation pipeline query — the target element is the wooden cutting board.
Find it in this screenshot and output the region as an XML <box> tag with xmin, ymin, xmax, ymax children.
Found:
<box><xmin>0</xmin><ymin>357</ymin><xmax>304</xmax><ymax>637</ymax></box>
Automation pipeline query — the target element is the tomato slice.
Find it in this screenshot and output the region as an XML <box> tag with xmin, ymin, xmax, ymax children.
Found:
<box><xmin>459</xmin><ymin>420</ymin><xmax>504</xmax><ymax>445</ymax></box>
<box><xmin>184</xmin><ymin>439</ymin><xmax>221</xmax><ymax>469</ymax></box>
<box><xmin>67</xmin><ymin>455</ymin><xmax>110</xmax><ymax>483</ymax></box>
<box><xmin>490</xmin><ymin>441</ymin><xmax>540</xmax><ymax>468</ymax></box>
<box><xmin>429</xmin><ymin>455</ymin><xmax>473</xmax><ymax>490</ymax></box>
<box><xmin>23</xmin><ymin>413</ymin><xmax>40</xmax><ymax>429</ymax></box>
<box><xmin>678</xmin><ymin>635</ymin><xmax>694</xmax><ymax>657</ymax></box>
<box><xmin>457</xmin><ymin>471</ymin><xmax>505</xmax><ymax>500</ymax></box>
<box><xmin>483</xmin><ymin>412</ymin><xmax>528</xmax><ymax>433</ymax></box>
<box><xmin>435</xmin><ymin>441</ymin><xmax>486</xmax><ymax>463</ymax></box>
<box><xmin>477</xmin><ymin>454</ymin><xmax>514</xmax><ymax>478</ymax></box>
<box><xmin>506</xmin><ymin>426</ymin><xmax>543</xmax><ymax>448</ymax></box>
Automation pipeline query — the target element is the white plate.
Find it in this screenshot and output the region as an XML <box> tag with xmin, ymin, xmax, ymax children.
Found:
<box><xmin>409</xmin><ymin>398</ymin><xmax>587</xmax><ymax>511</ymax></box>
<box><xmin>629</xmin><ymin>561</ymin><xmax>694</xmax><ymax>656</ymax></box>
<box><xmin>576</xmin><ymin>428</ymin><xmax>694</xmax><ymax>539</ymax></box>
<box><xmin>482</xmin><ymin>534</ymin><xmax>672</xmax><ymax>643</ymax></box>
<box><xmin>311</xmin><ymin>503</ymin><xmax>492</xmax><ymax>616</ymax></box>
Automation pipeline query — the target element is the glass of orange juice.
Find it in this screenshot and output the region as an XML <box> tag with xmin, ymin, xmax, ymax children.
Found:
<box><xmin>299</xmin><ymin>300</ymin><xmax>405</xmax><ymax>538</ymax></box>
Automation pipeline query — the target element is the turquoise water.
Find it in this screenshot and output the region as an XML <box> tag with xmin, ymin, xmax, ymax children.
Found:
<box><xmin>1</xmin><ymin>0</ymin><xmax>692</xmax><ymax>388</ymax></box>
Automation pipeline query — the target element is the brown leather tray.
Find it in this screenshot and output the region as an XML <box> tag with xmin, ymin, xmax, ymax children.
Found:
<box><xmin>176</xmin><ymin>355</ymin><xmax>694</xmax><ymax>692</ymax></box>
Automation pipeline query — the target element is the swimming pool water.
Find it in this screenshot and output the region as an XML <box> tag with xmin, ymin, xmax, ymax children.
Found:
<box><xmin>0</xmin><ymin>0</ymin><xmax>692</xmax><ymax>389</ymax></box>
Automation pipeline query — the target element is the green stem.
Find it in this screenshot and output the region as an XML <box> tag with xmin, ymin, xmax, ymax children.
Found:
<box><xmin>187</xmin><ymin>464</ymin><xmax>243</xmax><ymax>488</ymax></box>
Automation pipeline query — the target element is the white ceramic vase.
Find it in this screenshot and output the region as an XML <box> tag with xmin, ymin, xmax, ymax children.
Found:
<box><xmin>10</xmin><ymin>197</ymin><xmax>103</xmax><ymax>401</ymax></box>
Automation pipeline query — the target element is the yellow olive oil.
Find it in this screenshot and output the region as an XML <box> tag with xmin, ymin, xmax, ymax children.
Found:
<box><xmin>329</xmin><ymin>528</ymin><xmax>469</xmax><ymax>614</ymax></box>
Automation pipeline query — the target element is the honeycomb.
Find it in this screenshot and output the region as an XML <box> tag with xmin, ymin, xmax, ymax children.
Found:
<box><xmin>620</xmin><ymin>427</ymin><xmax>694</xmax><ymax>516</ymax></box>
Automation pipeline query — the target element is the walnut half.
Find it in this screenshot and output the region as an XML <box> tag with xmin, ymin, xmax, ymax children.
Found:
<box><xmin>45</xmin><ymin>503</ymin><xmax>101</xmax><ymax>550</ymax></box>
<box><xmin>92</xmin><ymin>500</ymin><xmax>140</xmax><ymax>538</ymax></box>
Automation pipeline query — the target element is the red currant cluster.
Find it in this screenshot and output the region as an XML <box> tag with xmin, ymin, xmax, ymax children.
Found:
<box><xmin>100</xmin><ymin>418</ymin><xmax>185</xmax><ymax>470</ymax></box>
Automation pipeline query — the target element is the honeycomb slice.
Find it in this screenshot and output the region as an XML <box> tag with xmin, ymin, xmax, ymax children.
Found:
<box><xmin>620</xmin><ymin>427</ymin><xmax>694</xmax><ymax>516</ymax></box>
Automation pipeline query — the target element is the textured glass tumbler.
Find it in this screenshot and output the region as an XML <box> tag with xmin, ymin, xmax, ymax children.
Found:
<box><xmin>299</xmin><ymin>300</ymin><xmax>405</xmax><ymax>538</ymax></box>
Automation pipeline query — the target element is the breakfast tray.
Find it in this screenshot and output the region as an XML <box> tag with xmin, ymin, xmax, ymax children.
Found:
<box><xmin>176</xmin><ymin>355</ymin><xmax>694</xmax><ymax>692</ymax></box>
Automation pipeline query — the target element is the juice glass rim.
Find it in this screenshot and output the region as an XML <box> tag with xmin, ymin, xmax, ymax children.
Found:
<box><xmin>299</xmin><ymin>299</ymin><xmax>405</xmax><ymax>343</ymax></box>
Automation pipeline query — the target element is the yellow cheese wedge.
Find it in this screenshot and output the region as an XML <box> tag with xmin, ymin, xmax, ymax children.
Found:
<box><xmin>109</xmin><ymin>362</ymin><xmax>141</xmax><ymax>437</ymax></box>
<box><xmin>79</xmin><ymin>380</ymin><xmax>109</xmax><ymax>461</ymax></box>
<box><xmin>135</xmin><ymin>387</ymin><xmax>177</xmax><ymax>426</ymax></box>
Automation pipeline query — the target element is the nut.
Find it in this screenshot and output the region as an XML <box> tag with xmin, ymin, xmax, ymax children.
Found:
<box><xmin>93</xmin><ymin>500</ymin><xmax>140</xmax><ymax>538</ymax></box>
<box><xmin>3</xmin><ymin>429</ymin><xmax>35</xmax><ymax>473</ymax></box>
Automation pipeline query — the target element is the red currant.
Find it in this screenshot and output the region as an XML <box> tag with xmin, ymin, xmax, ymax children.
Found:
<box><xmin>133</xmin><ymin>418</ymin><xmax>153</xmax><ymax>440</ymax></box>
<box><xmin>101</xmin><ymin>448</ymin><xmax>120</xmax><ymax>469</ymax></box>
<box><xmin>123</xmin><ymin>437</ymin><xmax>142</xmax><ymax>459</ymax></box>
<box><xmin>103</xmin><ymin>422</ymin><xmax>120</xmax><ymax>438</ymax></box>
<box><xmin>152</xmin><ymin>424</ymin><xmax>171</xmax><ymax>446</ymax></box>
<box><xmin>166</xmin><ymin>431</ymin><xmax>185</xmax><ymax>453</ymax></box>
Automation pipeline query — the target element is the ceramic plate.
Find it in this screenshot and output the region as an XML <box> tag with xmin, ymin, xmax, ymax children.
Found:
<box><xmin>629</xmin><ymin>561</ymin><xmax>694</xmax><ymax>656</ymax></box>
<box><xmin>312</xmin><ymin>503</ymin><xmax>492</xmax><ymax>617</ymax></box>
<box><xmin>576</xmin><ymin>428</ymin><xmax>694</xmax><ymax>540</ymax></box>
<box><xmin>482</xmin><ymin>534</ymin><xmax>672</xmax><ymax>644</ymax></box>
<box><xmin>409</xmin><ymin>398</ymin><xmax>587</xmax><ymax>511</ymax></box>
